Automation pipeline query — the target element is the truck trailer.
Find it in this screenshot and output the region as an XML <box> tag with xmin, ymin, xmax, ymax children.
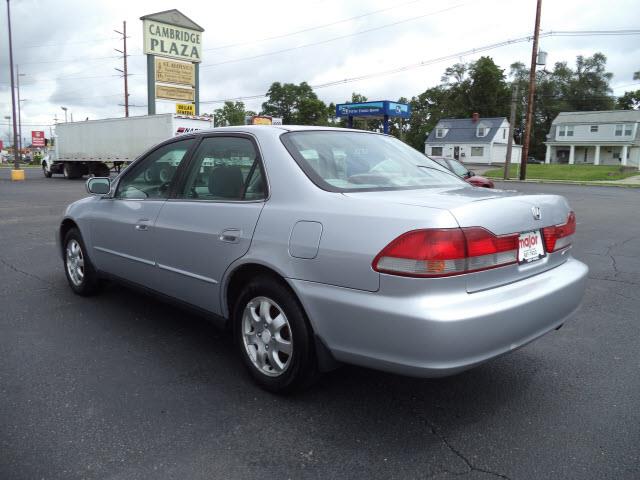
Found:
<box><xmin>43</xmin><ymin>114</ymin><xmax>213</xmax><ymax>179</ymax></box>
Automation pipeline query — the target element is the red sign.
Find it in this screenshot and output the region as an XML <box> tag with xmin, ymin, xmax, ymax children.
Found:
<box><xmin>0</xmin><ymin>140</ymin><xmax>3</xmax><ymax>150</ymax></box>
<box><xmin>32</xmin><ymin>131</ymin><xmax>45</xmax><ymax>147</ymax></box>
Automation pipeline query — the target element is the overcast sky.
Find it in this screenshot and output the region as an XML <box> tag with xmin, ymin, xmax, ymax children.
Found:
<box><xmin>1</xmin><ymin>0</ymin><xmax>639</xmax><ymax>143</ymax></box>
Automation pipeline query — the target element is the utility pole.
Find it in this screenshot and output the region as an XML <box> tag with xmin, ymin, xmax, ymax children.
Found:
<box><xmin>16</xmin><ymin>64</ymin><xmax>22</xmax><ymax>155</ymax></box>
<box><xmin>519</xmin><ymin>0</ymin><xmax>542</xmax><ymax>181</ymax></box>
<box><xmin>115</xmin><ymin>21</ymin><xmax>129</xmax><ymax>117</ymax></box>
<box><xmin>6</xmin><ymin>0</ymin><xmax>20</xmax><ymax>170</ymax></box>
<box><xmin>504</xmin><ymin>85</ymin><xmax>519</xmax><ymax>179</ymax></box>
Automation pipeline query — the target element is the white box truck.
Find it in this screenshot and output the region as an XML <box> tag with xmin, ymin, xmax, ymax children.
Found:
<box><xmin>43</xmin><ymin>113</ymin><xmax>213</xmax><ymax>179</ymax></box>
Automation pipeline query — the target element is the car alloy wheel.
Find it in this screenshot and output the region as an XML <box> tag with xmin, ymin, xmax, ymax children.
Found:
<box><xmin>241</xmin><ymin>296</ymin><xmax>293</xmax><ymax>377</ymax></box>
<box><xmin>65</xmin><ymin>238</ymin><xmax>85</xmax><ymax>287</ymax></box>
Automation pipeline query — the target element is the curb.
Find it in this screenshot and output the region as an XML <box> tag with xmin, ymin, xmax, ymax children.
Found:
<box><xmin>491</xmin><ymin>178</ymin><xmax>640</xmax><ymax>188</ymax></box>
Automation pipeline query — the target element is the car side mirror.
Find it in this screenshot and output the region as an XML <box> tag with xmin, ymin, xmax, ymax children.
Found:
<box><xmin>468</xmin><ymin>170</ymin><xmax>475</xmax><ymax>176</ymax></box>
<box><xmin>86</xmin><ymin>177</ymin><xmax>111</xmax><ymax>195</ymax></box>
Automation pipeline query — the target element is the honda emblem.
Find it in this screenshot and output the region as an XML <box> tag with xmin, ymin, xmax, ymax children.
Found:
<box><xmin>532</xmin><ymin>206</ymin><xmax>542</xmax><ymax>220</ymax></box>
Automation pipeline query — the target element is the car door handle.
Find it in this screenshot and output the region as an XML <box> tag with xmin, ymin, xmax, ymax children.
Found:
<box><xmin>135</xmin><ymin>218</ymin><xmax>150</xmax><ymax>231</ymax></box>
<box><xmin>219</xmin><ymin>229</ymin><xmax>241</xmax><ymax>243</ymax></box>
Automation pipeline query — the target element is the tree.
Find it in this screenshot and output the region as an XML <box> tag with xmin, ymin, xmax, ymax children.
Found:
<box><xmin>467</xmin><ymin>57</ymin><xmax>510</xmax><ymax>117</ymax></box>
<box><xmin>213</xmin><ymin>101</ymin><xmax>253</xmax><ymax>127</ymax></box>
<box><xmin>261</xmin><ymin>81</ymin><xmax>330</xmax><ymax>125</ymax></box>
<box><xmin>617</xmin><ymin>90</ymin><xmax>640</xmax><ymax>110</ymax></box>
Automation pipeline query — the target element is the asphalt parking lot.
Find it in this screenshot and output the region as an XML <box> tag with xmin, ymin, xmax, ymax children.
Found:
<box><xmin>1</xmin><ymin>169</ymin><xmax>638</xmax><ymax>480</ymax></box>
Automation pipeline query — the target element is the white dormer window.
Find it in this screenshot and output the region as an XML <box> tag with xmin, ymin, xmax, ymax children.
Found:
<box><xmin>436</xmin><ymin>128</ymin><xmax>446</xmax><ymax>138</ymax></box>
<box><xmin>590</xmin><ymin>125</ymin><xmax>598</xmax><ymax>133</ymax></box>
<box><xmin>477</xmin><ymin>127</ymin><xmax>488</xmax><ymax>137</ymax></box>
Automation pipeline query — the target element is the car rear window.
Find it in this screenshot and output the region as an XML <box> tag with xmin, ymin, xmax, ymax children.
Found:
<box><xmin>281</xmin><ymin>131</ymin><xmax>464</xmax><ymax>192</ymax></box>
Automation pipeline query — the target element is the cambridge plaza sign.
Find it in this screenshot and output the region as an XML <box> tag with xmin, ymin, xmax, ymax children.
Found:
<box><xmin>140</xmin><ymin>9</ymin><xmax>204</xmax><ymax>115</ymax></box>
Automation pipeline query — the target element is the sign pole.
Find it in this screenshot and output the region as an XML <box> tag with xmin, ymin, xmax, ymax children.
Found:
<box><xmin>194</xmin><ymin>63</ymin><xmax>200</xmax><ymax>115</ymax></box>
<box><xmin>147</xmin><ymin>55</ymin><xmax>155</xmax><ymax>115</ymax></box>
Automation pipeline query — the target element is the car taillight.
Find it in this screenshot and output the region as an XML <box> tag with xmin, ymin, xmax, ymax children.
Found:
<box><xmin>542</xmin><ymin>211</ymin><xmax>576</xmax><ymax>252</ymax></box>
<box><xmin>373</xmin><ymin>227</ymin><xmax>518</xmax><ymax>277</ymax></box>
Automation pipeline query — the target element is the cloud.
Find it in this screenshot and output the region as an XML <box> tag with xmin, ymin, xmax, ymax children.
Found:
<box><xmin>1</xmin><ymin>0</ymin><xmax>639</xmax><ymax>136</ymax></box>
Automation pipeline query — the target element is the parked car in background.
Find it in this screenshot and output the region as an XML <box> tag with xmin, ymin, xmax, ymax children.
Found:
<box><xmin>58</xmin><ymin>126</ymin><xmax>587</xmax><ymax>392</ymax></box>
<box><xmin>428</xmin><ymin>155</ymin><xmax>495</xmax><ymax>188</ymax></box>
<box><xmin>527</xmin><ymin>156</ymin><xmax>542</xmax><ymax>164</ymax></box>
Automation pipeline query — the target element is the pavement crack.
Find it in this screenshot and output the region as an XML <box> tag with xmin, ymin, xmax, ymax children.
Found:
<box><xmin>423</xmin><ymin>418</ymin><xmax>512</xmax><ymax>480</ymax></box>
<box><xmin>0</xmin><ymin>257</ymin><xmax>53</xmax><ymax>287</ymax></box>
<box><xmin>588</xmin><ymin>275</ymin><xmax>640</xmax><ymax>287</ymax></box>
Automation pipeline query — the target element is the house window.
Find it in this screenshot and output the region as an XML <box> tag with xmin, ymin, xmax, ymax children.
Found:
<box><xmin>431</xmin><ymin>146</ymin><xmax>443</xmax><ymax>156</ymax></box>
<box><xmin>590</xmin><ymin>125</ymin><xmax>598</xmax><ymax>133</ymax></box>
<box><xmin>436</xmin><ymin>128</ymin><xmax>445</xmax><ymax>138</ymax></box>
<box><xmin>624</xmin><ymin>125</ymin><xmax>633</xmax><ymax>136</ymax></box>
<box><xmin>471</xmin><ymin>147</ymin><xmax>484</xmax><ymax>157</ymax></box>
<box><xmin>558</xmin><ymin>128</ymin><xmax>565</xmax><ymax>137</ymax></box>
<box><xmin>615</xmin><ymin>125</ymin><xmax>623</xmax><ymax>136</ymax></box>
<box><xmin>566</xmin><ymin>126</ymin><xmax>574</xmax><ymax>137</ymax></box>
<box><xmin>503</xmin><ymin>129</ymin><xmax>506</xmax><ymax>139</ymax></box>
<box><xmin>477</xmin><ymin>127</ymin><xmax>488</xmax><ymax>137</ymax></box>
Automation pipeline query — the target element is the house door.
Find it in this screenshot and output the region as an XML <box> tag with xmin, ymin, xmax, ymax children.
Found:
<box><xmin>453</xmin><ymin>146</ymin><xmax>460</xmax><ymax>160</ymax></box>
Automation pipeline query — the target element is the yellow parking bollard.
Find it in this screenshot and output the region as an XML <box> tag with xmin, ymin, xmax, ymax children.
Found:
<box><xmin>10</xmin><ymin>169</ymin><xmax>25</xmax><ymax>181</ymax></box>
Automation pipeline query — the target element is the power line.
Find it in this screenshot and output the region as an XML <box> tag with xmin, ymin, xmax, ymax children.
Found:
<box><xmin>200</xmin><ymin>3</ymin><xmax>467</xmax><ymax>70</ymax></box>
<box><xmin>204</xmin><ymin>0</ymin><xmax>429</xmax><ymax>51</ymax></box>
<box><xmin>16</xmin><ymin>36</ymin><xmax>122</xmax><ymax>50</ymax></box>
<box><xmin>200</xmin><ymin>29</ymin><xmax>640</xmax><ymax>104</ymax></box>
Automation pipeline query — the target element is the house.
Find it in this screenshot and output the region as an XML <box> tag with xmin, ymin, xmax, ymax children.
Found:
<box><xmin>424</xmin><ymin>114</ymin><xmax>522</xmax><ymax>165</ymax></box>
<box><xmin>544</xmin><ymin>110</ymin><xmax>640</xmax><ymax>169</ymax></box>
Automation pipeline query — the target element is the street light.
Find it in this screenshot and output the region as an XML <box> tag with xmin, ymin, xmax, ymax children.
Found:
<box><xmin>61</xmin><ymin>106</ymin><xmax>68</xmax><ymax>123</ymax></box>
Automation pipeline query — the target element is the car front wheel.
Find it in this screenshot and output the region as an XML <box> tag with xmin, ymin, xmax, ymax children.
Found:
<box><xmin>233</xmin><ymin>276</ymin><xmax>318</xmax><ymax>393</ymax></box>
<box><xmin>63</xmin><ymin>228</ymin><xmax>101</xmax><ymax>296</ymax></box>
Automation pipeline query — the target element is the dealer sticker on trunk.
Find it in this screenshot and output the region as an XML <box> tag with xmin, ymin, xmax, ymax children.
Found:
<box><xmin>518</xmin><ymin>230</ymin><xmax>545</xmax><ymax>264</ymax></box>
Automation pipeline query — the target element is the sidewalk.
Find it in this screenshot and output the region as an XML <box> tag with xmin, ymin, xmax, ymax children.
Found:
<box><xmin>496</xmin><ymin>175</ymin><xmax>640</xmax><ymax>187</ymax></box>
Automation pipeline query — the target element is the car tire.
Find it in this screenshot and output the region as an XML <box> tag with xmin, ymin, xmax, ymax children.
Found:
<box><xmin>94</xmin><ymin>162</ymin><xmax>110</xmax><ymax>177</ymax></box>
<box><xmin>42</xmin><ymin>164</ymin><xmax>52</xmax><ymax>178</ymax></box>
<box><xmin>63</xmin><ymin>228</ymin><xmax>101</xmax><ymax>296</ymax></box>
<box><xmin>63</xmin><ymin>163</ymin><xmax>81</xmax><ymax>180</ymax></box>
<box><xmin>233</xmin><ymin>275</ymin><xmax>318</xmax><ymax>393</ymax></box>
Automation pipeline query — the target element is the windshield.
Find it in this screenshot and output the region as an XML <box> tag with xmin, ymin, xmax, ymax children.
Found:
<box><xmin>448</xmin><ymin>159</ymin><xmax>470</xmax><ymax>177</ymax></box>
<box><xmin>281</xmin><ymin>131</ymin><xmax>464</xmax><ymax>192</ymax></box>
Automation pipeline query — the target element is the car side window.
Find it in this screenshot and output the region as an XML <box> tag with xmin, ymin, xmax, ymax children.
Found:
<box><xmin>115</xmin><ymin>139</ymin><xmax>195</xmax><ymax>200</ymax></box>
<box><xmin>178</xmin><ymin>136</ymin><xmax>266</xmax><ymax>201</ymax></box>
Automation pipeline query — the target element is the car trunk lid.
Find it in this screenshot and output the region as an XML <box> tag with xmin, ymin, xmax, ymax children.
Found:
<box><xmin>345</xmin><ymin>186</ymin><xmax>573</xmax><ymax>292</ymax></box>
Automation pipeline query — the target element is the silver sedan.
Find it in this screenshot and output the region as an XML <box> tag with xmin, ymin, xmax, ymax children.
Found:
<box><xmin>58</xmin><ymin>126</ymin><xmax>588</xmax><ymax>392</ymax></box>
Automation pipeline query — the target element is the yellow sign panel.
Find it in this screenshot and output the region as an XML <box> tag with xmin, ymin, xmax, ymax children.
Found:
<box><xmin>176</xmin><ymin>103</ymin><xmax>195</xmax><ymax>115</ymax></box>
<box><xmin>156</xmin><ymin>57</ymin><xmax>195</xmax><ymax>86</ymax></box>
<box><xmin>156</xmin><ymin>84</ymin><xmax>194</xmax><ymax>101</ymax></box>
<box><xmin>251</xmin><ymin>116</ymin><xmax>273</xmax><ymax>125</ymax></box>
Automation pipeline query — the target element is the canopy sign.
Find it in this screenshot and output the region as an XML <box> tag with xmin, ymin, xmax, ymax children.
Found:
<box><xmin>335</xmin><ymin>100</ymin><xmax>411</xmax><ymax>134</ymax></box>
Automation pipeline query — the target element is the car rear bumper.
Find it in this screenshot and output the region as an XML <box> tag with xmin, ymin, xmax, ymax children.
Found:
<box><xmin>289</xmin><ymin>257</ymin><xmax>588</xmax><ymax>377</ymax></box>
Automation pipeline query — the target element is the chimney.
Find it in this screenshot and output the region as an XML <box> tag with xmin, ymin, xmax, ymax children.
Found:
<box><xmin>472</xmin><ymin>112</ymin><xmax>480</xmax><ymax>123</ymax></box>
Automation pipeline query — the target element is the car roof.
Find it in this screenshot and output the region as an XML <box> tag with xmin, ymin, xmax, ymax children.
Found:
<box><xmin>192</xmin><ymin>125</ymin><xmax>385</xmax><ymax>135</ymax></box>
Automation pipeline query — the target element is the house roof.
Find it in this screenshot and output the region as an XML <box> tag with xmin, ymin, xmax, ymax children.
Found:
<box><xmin>425</xmin><ymin>117</ymin><xmax>506</xmax><ymax>144</ymax></box>
<box><xmin>140</xmin><ymin>9</ymin><xmax>205</xmax><ymax>32</ymax></box>
<box><xmin>552</xmin><ymin>110</ymin><xmax>640</xmax><ymax>125</ymax></box>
